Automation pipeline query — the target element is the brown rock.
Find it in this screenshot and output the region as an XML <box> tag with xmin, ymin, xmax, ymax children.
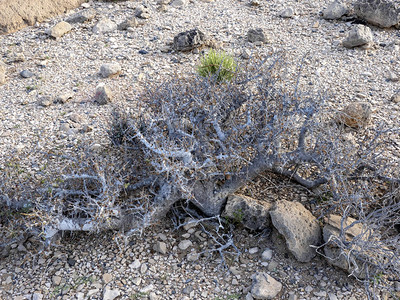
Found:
<box><xmin>336</xmin><ymin>102</ymin><xmax>371</xmax><ymax>128</ymax></box>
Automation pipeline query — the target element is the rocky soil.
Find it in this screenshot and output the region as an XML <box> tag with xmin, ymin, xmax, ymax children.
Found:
<box><xmin>1</xmin><ymin>0</ymin><xmax>400</xmax><ymax>299</ymax></box>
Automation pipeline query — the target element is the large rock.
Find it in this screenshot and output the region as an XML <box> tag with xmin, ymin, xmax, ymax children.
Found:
<box><xmin>322</xmin><ymin>1</ymin><xmax>348</xmax><ymax>20</ymax></box>
<box><xmin>269</xmin><ymin>200</ymin><xmax>321</xmax><ymax>262</ymax></box>
<box><xmin>342</xmin><ymin>25</ymin><xmax>373</xmax><ymax>48</ymax></box>
<box><xmin>354</xmin><ymin>0</ymin><xmax>400</xmax><ymax>28</ymax></box>
<box><xmin>251</xmin><ymin>272</ymin><xmax>282</xmax><ymax>299</ymax></box>
<box><xmin>173</xmin><ymin>28</ymin><xmax>206</xmax><ymax>51</ymax></box>
<box><xmin>222</xmin><ymin>194</ymin><xmax>273</xmax><ymax>230</ymax></box>
<box><xmin>0</xmin><ymin>0</ymin><xmax>86</xmax><ymax>34</ymax></box>
<box><xmin>323</xmin><ymin>214</ymin><xmax>376</xmax><ymax>279</ymax></box>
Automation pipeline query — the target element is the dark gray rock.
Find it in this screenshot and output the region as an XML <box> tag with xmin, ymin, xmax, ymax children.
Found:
<box><xmin>66</xmin><ymin>8</ymin><xmax>96</xmax><ymax>23</ymax></box>
<box><xmin>247</xmin><ymin>28</ymin><xmax>267</xmax><ymax>43</ymax></box>
<box><xmin>173</xmin><ymin>28</ymin><xmax>206</xmax><ymax>51</ymax></box>
<box><xmin>20</xmin><ymin>70</ymin><xmax>34</xmax><ymax>78</ymax></box>
<box><xmin>354</xmin><ymin>0</ymin><xmax>400</xmax><ymax>28</ymax></box>
<box><xmin>222</xmin><ymin>194</ymin><xmax>273</xmax><ymax>230</ymax></box>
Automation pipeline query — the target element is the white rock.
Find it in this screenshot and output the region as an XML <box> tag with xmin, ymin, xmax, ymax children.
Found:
<box><xmin>261</xmin><ymin>248</ymin><xmax>273</xmax><ymax>260</ymax></box>
<box><xmin>279</xmin><ymin>7</ymin><xmax>294</xmax><ymax>18</ymax></box>
<box><xmin>103</xmin><ymin>288</ymin><xmax>120</xmax><ymax>300</ymax></box>
<box><xmin>93</xmin><ymin>18</ymin><xmax>117</xmax><ymax>34</ymax></box>
<box><xmin>251</xmin><ymin>272</ymin><xmax>282</xmax><ymax>299</ymax></box>
<box><xmin>249</xmin><ymin>247</ymin><xmax>259</xmax><ymax>254</ymax></box>
<box><xmin>153</xmin><ymin>241</ymin><xmax>167</xmax><ymax>254</ymax></box>
<box><xmin>130</xmin><ymin>259</ymin><xmax>141</xmax><ymax>269</ymax></box>
<box><xmin>322</xmin><ymin>1</ymin><xmax>348</xmax><ymax>20</ymax></box>
<box><xmin>178</xmin><ymin>240</ymin><xmax>193</xmax><ymax>250</ymax></box>
<box><xmin>141</xmin><ymin>284</ymin><xmax>154</xmax><ymax>293</ymax></box>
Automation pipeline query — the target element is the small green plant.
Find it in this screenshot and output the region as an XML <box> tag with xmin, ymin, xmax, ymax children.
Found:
<box><xmin>131</xmin><ymin>292</ymin><xmax>148</xmax><ymax>299</ymax></box>
<box><xmin>232</xmin><ymin>208</ymin><xmax>244</xmax><ymax>224</ymax></box>
<box><xmin>197</xmin><ymin>49</ymin><xmax>237</xmax><ymax>82</ymax></box>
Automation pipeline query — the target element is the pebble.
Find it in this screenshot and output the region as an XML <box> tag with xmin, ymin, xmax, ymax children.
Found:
<box><xmin>20</xmin><ymin>70</ymin><xmax>34</xmax><ymax>78</ymax></box>
<box><xmin>178</xmin><ymin>240</ymin><xmax>192</xmax><ymax>250</ymax></box>
<box><xmin>261</xmin><ymin>248</ymin><xmax>273</xmax><ymax>260</ymax></box>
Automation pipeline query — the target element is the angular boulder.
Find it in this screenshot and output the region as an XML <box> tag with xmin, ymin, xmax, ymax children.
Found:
<box><xmin>48</xmin><ymin>21</ymin><xmax>72</xmax><ymax>38</ymax></box>
<box><xmin>269</xmin><ymin>200</ymin><xmax>321</xmax><ymax>262</ymax></box>
<box><xmin>354</xmin><ymin>0</ymin><xmax>400</xmax><ymax>28</ymax></box>
<box><xmin>222</xmin><ymin>194</ymin><xmax>273</xmax><ymax>230</ymax></box>
<box><xmin>0</xmin><ymin>0</ymin><xmax>86</xmax><ymax>34</ymax></box>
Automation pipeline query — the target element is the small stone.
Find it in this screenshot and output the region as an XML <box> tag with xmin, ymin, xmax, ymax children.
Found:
<box><xmin>173</xmin><ymin>28</ymin><xmax>206</xmax><ymax>51</ymax></box>
<box><xmin>305</xmin><ymin>286</ymin><xmax>313</xmax><ymax>293</ymax></box>
<box><xmin>183</xmin><ymin>218</ymin><xmax>197</xmax><ymax>230</ymax></box>
<box><xmin>149</xmin><ymin>292</ymin><xmax>158</xmax><ymax>300</ymax></box>
<box><xmin>13</xmin><ymin>53</ymin><xmax>25</xmax><ymax>62</ymax></box>
<box><xmin>387</xmin><ymin>71</ymin><xmax>399</xmax><ymax>82</ymax></box>
<box><xmin>288</xmin><ymin>292</ymin><xmax>298</xmax><ymax>300</ymax></box>
<box><xmin>328</xmin><ymin>293</ymin><xmax>338</xmax><ymax>300</ymax></box>
<box><xmin>55</xmin><ymin>92</ymin><xmax>74</xmax><ymax>104</ymax></box>
<box><xmin>261</xmin><ymin>248</ymin><xmax>273</xmax><ymax>260</ymax></box>
<box><xmin>52</xmin><ymin>275</ymin><xmax>62</xmax><ymax>285</ymax></box>
<box><xmin>17</xmin><ymin>243</ymin><xmax>27</xmax><ymax>252</ymax></box>
<box><xmin>249</xmin><ymin>247</ymin><xmax>259</xmax><ymax>254</ymax></box>
<box><xmin>140</xmin><ymin>284</ymin><xmax>154</xmax><ymax>293</ymax></box>
<box><xmin>336</xmin><ymin>102</ymin><xmax>371</xmax><ymax>128</ymax></box>
<box><xmin>395</xmin><ymin>281</ymin><xmax>400</xmax><ymax>292</ymax></box>
<box><xmin>251</xmin><ymin>272</ymin><xmax>282</xmax><ymax>299</ymax></box>
<box><xmin>314</xmin><ymin>291</ymin><xmax>327</xmax><ymax>297</ymax></box>
<box><xmin>247</xmin><ymin>28</ymin><xmax>267</xmax><ymax>43</ymax></box>
<box><xmin>100</xmin><ymin>63</ymin><xmax>121</xmax><ymax>78</ymax></box>
<box><xmin>48</xmin><ymin>21</ymin><xmax>72</xmax><ymax>38</ymax></box>
<box><xmin>138</xmin><ymin>49</ymin><xmax>149</xmax><ymax>54</ymax></box>
<box><xmin>170</xmin><ymin>0</ymin><xmax>189</xmax><ymax>7</ymax></box>
<box><xmin>135</xmin><ymin>4</ymin><xmax>151</xmax><ymax>19</ymax></box>
<box><xmin>250</xmin><ymin>0</ymin><xmax>260</xmax><ymax>6</ymax></box>
<box><xmin>187</xmin><ymin>252</ymin><xmax>199</xmax><ymax>261</ymax></box>
<box><xmin>241</xmin><ymin>49</ymin><xmax>251</xmax><ymax>59</ymax></box>
<box><xmin>183</xmin><ymin>285</ymin><xmax>194</xmax><ymax>294</ymax></box>
<box><xmin>103</xmin><ymin>288</ymin><xmax>120</xmax><ymax>300</ymax></box>
<box><xmin>140</xmin><ymin>263</ymin><xmax>148</xmax><ymax>274</ymax></box>
<box><xmin>93</xmin><ymin>18</ymin><xmax>117</xmax><ymax>34</ymax></box>
<box><xmin>342</xmin><ymin>24</ymin><xmax>373</xmax><ymax>48</ymax></box>
<box><xmin>267</xmin><ymin>260</ymin><xmax>279</xmax><ymax>271</ymax></box>
<box><xmin>67</xmin><ymin>258</ymin><xmax>76</xmax><ymax>266</ymax></box>
<box><xmin>0</xmin><ymin>61</ymin><xmax>6</xmax><ymax>84</ymax></box>
<box><xmin>130</xmin><ymin>259</ymin><xmax>141</xmax><ymax>269</ymax></box>
<box><xmin>66</xmin><ymin>8</ymin><xmax>96</xmax><ymax>23</ymax></box>
<box><xmin>81</xmin><ymin>2</ymin><xmax>90</xmax><ymax>8</ymax></box>
<box><xmin>39</xmin><ymin>97</ymin><xmax>52</xmax><ymax>107</ymax></box>
<box><xmin>94</xmin><ymin>84</ymin><xmax>112</xmax><ymax>105</ymax></box>
<box><xmin>153</xmin><ymin>241</ymin><xmax>167</xmax><ymax>254</ymax></box>
<box><xmin>279</xmin><ymin>7</ymin><xmax>294</xmax><ymax>18</ymax></box>
<box><xmin>178</xmin><ymin>240</ymin><xmax>193</xmax><ymax>250</ymax></box>
<box><xmin>118</xmin><ymin>17</ymin><xmax>139</xmax><ymax>30</ymax></box>
<box><xmin>32</xmin><ymin>293</ymin><xmax>43</xmax><ymax>300</ymax></box>
<box><xmin>20</xmin><ymin>70</ymin><xmax>34</xmax><ymax>78</ymax></box>
<box><xmin>102</xmin><ymin>273</ymin><xmax>113</xmax><ymax>284</ymax></box>
<box><xmin>133</xmin><ymin>277</ymin><xmax>142</xmax><ymax>285</ymax></box>
<box><xmin>322</xmin><ymin>1</ymin><xmax>348</xmax><ymax>20</ymax></box>
<box><xmin>232</xmin><ymin>278</ymin><xmax>239</xmax><ymax>285</ymax></box>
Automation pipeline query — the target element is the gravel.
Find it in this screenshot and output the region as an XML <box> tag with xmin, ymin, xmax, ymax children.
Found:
<box><xmin>1</xmin><ymin>0</ymin><xmax>399</xmax><ymax>298</ymax></box>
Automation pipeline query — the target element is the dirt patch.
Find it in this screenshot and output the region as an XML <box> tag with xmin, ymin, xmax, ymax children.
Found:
<box><xmin>0</xmin><ymin>0</ymin><xmax>86</xmax><ymax>34</ymax></box>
